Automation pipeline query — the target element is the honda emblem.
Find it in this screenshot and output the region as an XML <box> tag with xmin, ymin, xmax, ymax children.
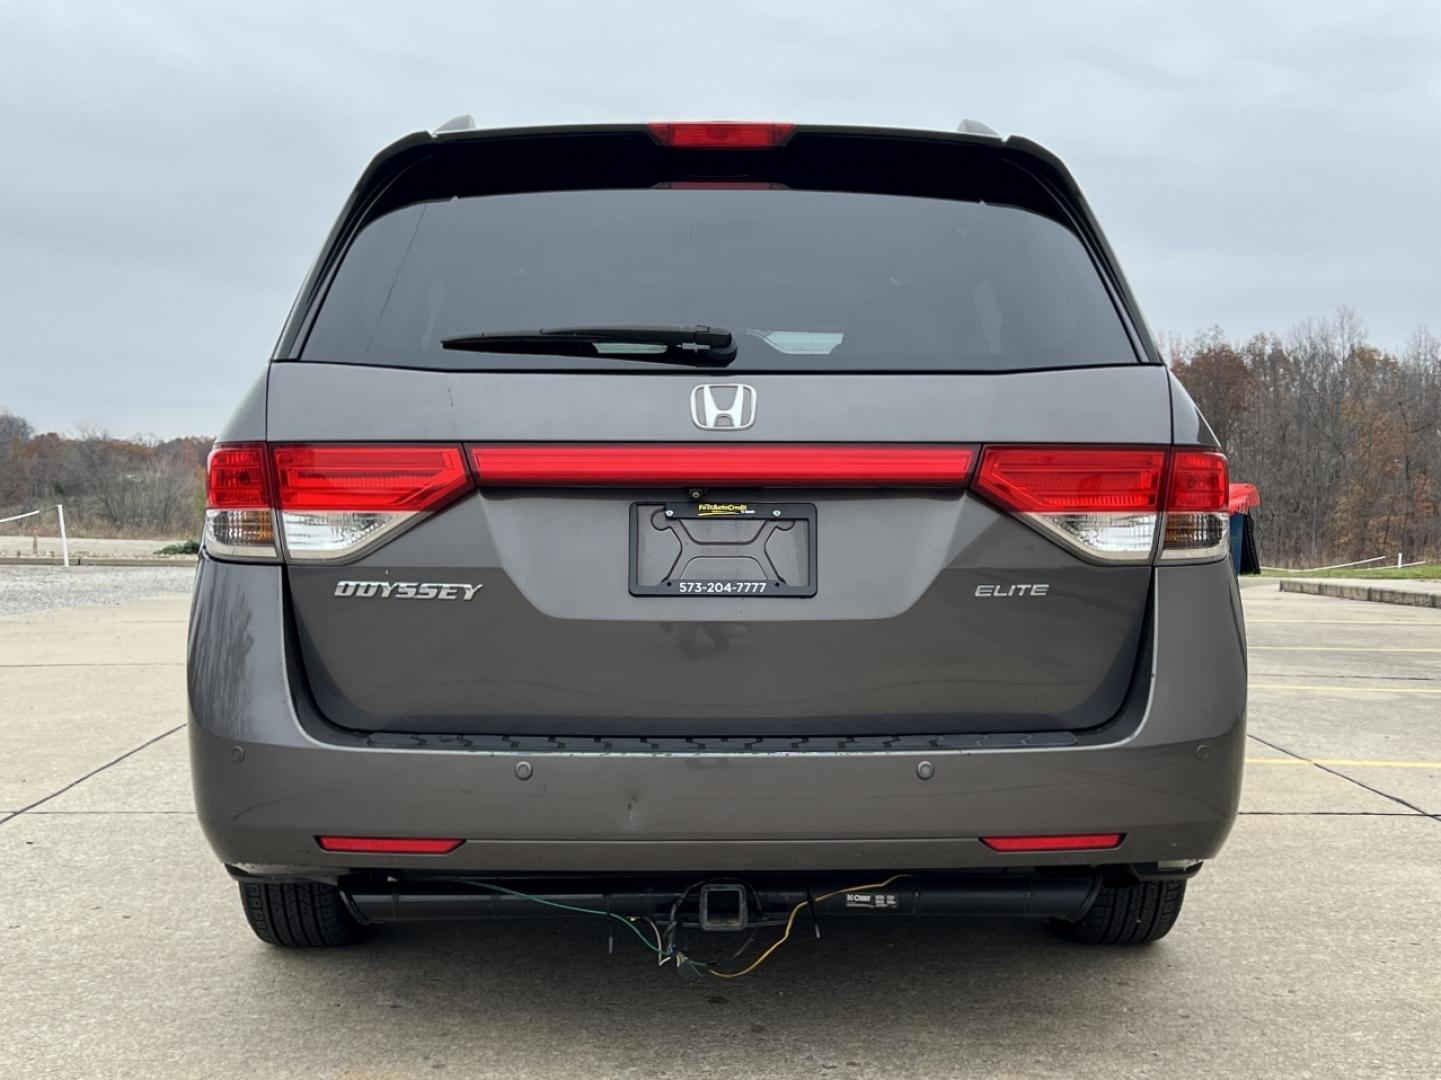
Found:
<box><xmin>690</xmin><ymin>384</ymin><xmax>757</xmax><ymax>431</ymax></box>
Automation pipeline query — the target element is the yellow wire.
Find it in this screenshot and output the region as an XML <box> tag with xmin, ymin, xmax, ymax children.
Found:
<box><xmin>706</xmin><ymin>874</ymin><xmax>909</xmax><ymax>979</ymax></box>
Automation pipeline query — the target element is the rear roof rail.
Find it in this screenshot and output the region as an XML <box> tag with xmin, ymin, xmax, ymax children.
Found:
<box><xmin>956</xmin><ymin>118</ymin><xmax>1001</xmax><ymax>138</ymax></box>
<box><xmin>433</xmin><ymin>114</ymin><xmax>476</xmax><ymax>136</ymax></box>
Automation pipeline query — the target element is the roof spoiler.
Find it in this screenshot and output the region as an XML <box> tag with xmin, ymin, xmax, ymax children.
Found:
<box><xmin>271</xmin><ymin>119</ymin><xmax>1160</xmax><ymax>367</ymax></box>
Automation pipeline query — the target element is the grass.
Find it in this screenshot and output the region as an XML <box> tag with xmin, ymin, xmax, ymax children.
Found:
<box><xmin>153</xmin><ymin>539</ymin><xmax>201</xmax><ymax>556</ymax></box>
<box><xmin>1262</xmin><ymin>563</ymin><xmax>1441</xmax><ymax>581</ymax></box>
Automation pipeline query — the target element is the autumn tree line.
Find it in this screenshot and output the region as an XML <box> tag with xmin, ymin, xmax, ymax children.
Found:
<box><xmin>0</xmin><ymin>411</ymin><xmax>209</xmax><ymax>538</ymax></box>
<box><xmin>1167</xmin><ymin>309</ymin><xmax>1441</xmax><ymax>567</ymax></box>
<box><xmin>3</xmin><ymin>307</ymin><xmax>1440</xmax><ymax>560</ymax></box>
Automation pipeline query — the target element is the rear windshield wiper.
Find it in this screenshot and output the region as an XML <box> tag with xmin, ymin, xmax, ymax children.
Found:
<box><xmin>441</xmin><ymin>325</ymin><xmax>737</xmax><ymax>365</ymax></box>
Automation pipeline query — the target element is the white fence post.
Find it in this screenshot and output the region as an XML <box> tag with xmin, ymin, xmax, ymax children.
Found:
<box><xmin>56</xmin><ymin>504</ymin><xmax>69</xmax><ymax>567</ymax></box>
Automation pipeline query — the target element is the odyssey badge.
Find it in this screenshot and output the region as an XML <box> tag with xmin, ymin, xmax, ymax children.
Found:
<box><xmin>334</xmin><ymin>581</ymin><xmax>484</xmax><ymax>600</ymax></box>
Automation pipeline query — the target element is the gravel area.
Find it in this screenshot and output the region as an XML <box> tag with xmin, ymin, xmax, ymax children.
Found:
<box><xmin>0</xmin><ymin>565</ymin><xmax>196</xmax><ymax>617</ymax></box>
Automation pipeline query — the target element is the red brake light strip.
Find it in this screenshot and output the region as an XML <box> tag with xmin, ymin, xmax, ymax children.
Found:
<box><xmin>1165</xmin><ymin>450</ymin><xmax>1229</xmax><ymax>512</ymax></box>
<box><xmin>646</xmin><ymin>121</ymin><xmax>795</xmax><ymax>148</ymax></box>
<box><xmin>974</xmin><ymin>447</ymin><xmax>1166</xmax><ymax>514</ymax></box>
<box><xmin>206</xmin><ymin>444</ymin><xmax>1225</xmax><ymax>501</ymax></box>
<box><xmin>270</xmin><ymin>445</ymin><xmax>472</xmax><ymax>512</ymax></box>
<box><xmin>206</xmin><ymin>444</ymin><xmax>272</xmax><ymax>509</ymax></box>
<box><xmin>468</xmin><ymin>444</ymin><xmax>977</xmax><ymax>487</ymax></box>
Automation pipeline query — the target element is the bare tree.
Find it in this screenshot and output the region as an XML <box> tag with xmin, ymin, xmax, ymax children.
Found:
<box><xmin>1170</xmin><ymin>311</ymin><xmax>1441</xmax><ymax>566</ymax></box>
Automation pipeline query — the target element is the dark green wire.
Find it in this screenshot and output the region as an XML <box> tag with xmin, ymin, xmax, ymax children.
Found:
<box><xmin>454</xmin><ymin>879</ymin><xmax>665</xmax><ymax>954</ymax></box>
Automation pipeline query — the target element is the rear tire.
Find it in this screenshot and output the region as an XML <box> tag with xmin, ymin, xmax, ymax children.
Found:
<box><xmin>1054</xmin><ymin>879</ymin><xmax>1186</xmax><ymax>945</ymax></box>
<box><xmin>239</xmin><ymin>881</ymin><xmax>365</xmax><ymax>948</ymax></box>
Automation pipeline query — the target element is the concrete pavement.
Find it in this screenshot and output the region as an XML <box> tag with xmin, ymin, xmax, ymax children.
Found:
<box><xmin>2</xmin><ymin>577</ymin><xmax>1439</xmax><ymax>1078</ymax></box>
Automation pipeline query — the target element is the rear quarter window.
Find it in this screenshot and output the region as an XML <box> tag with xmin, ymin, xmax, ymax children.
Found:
<box><xmin>301</xmin><ymin>188</ymin><xmax>1137</xmax><ymax>373</ymax></box>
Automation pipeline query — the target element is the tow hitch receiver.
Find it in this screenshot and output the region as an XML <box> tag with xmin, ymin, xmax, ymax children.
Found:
<box><xmin>697</xmin><ymin>883</ymin><xmax>749</xmax><ymax>932</ymax></box>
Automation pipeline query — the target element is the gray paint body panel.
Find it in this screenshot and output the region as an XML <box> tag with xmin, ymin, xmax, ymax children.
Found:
<box><xmin>269</xmin><ymin>365</ymin><xmax>1168</xmax><ymax>738</ymax></box>
<box><xmin>188</xmin><ymin>558</ymin><xmax>1245</xmax><ymax>873</ymax></box>
<box><xmin>286</xmin><ymin>498</ymin><xmax>1150</xmax><ymax>736</ymax></box>
<box><xmin>214</xmin><ymin>367</ymin><xmax>269</xmax><ymax>442</ymax></box>
<box><xmin>1167</xmin><ymin>370</ymin><xmax>1221</xmax><ymax>447</ymax></box>
<box><xmin>265</xmin><ymin>364</ymin><xmax>1172</xmax><ymax>443</ymax></box>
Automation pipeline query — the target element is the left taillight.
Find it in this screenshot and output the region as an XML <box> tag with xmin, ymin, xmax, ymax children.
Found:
<box><xmin>203</xmin><ymin>443</ymin><xmax>472</xmax><ymax>563</ymax></box>
<box><xmin>204</xmin><ymin>443</ymin><xmax>278</xmax><ymax>560</ymax></box>
<box><xmin>271</xmin><ymin>444</ymin><xmax>471</xmax><ymax>561</ymax></box>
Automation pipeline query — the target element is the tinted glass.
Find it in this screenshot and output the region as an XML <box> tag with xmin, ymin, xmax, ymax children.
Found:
<box><xmin>302</xmin><ymin>189</ymin><xmax>1136</xmax><ymax>372</ymax></box>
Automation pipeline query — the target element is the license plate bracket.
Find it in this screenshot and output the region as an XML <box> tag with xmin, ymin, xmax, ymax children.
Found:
<box><xmin>629</xmin><ymin>501</ymin><xmax>817</xmax><ymax>597</ymax></box>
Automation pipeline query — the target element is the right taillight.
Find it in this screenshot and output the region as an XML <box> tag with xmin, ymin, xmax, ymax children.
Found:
<box><xmin>1159</xmin><ymin>449</ymin><xmax>1230</xmax><ymax>562</ymax></box>
<box><xmin>972</xmin><ymin>445</ymin><xmax>1229</xmax><ymax>564</ymax></box>
<box><xmin>973</xmin><ymin>447</ymin><xmax>1166</xmax><ymax>563</ymax></box>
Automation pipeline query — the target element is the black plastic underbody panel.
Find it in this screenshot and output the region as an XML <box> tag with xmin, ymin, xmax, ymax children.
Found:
<box><xmin>361</xmin><ymin>730</ymin><xmax>1080</xmax><ymax>753</ymax></box>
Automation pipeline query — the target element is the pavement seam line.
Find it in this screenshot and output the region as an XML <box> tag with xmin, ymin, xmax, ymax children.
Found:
<box><xmin>0</xmin><ymin>661</ymin><xmax>186</xmax><ymax>668</ymax></box>
<box><xmin>1246</xmin><ymin>757</ymin><xmax>1441</xmax><ymax>769</ymax></box>
<box><xmin>1250</xmin><ymin>645</ymin><xmax>1441</xmax><ymax>651</ymax></box>
<box><xmin>1246</xmin><ymin>620</ymin><xmax>1436</xmax><ymax>625</ymax></box>
<box><xmin>1247</xmin><ymin>733</ymin><xmax>1439</xmax><ymax>822</ymax></box>
<box><xmin>1249</xmin><ymin>683</ymin><xmax>1441</xmax><ymax>694</ymax></box>
<box><xmin>1238</xmin><ymin>811</ymin><xmax>1424</xmax><ymax>817</ymax></box>
<box><xmin>0</xmin><ymin>724</ymin><xmax>184</xmax><ymax>826</ymax></box>
<box><xmin>1248</xmin><ymin>646</ymin><xmax>1441</xmax><ymax>653</ymax></box>
<box><xmin>1251</xmin><ymin>672</ymin><xmax>1441</xmax><ymax>682</ymax></box>
<box><xmin>22</xmin><ymin>809</ymin><xmax>193</xmax><ymax>815</ymax></box>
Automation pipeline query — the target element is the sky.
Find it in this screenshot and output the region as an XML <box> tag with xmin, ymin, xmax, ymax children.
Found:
<box><xmin>2</xmin><ymin>0</ymin><xmax>1439</xmax><ymax>437</ymax></box>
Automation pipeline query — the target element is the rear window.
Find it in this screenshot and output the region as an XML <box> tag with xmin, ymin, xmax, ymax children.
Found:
<box><xmin>301</xmin><ymin>188</ymin><xmax>1136</xmax><ymax>372</ymax></box>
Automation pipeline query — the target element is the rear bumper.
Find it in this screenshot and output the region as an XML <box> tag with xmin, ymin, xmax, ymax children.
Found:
<box><xmin>188</xmin><ymin>558</ymin><xmax>1246</xmax><ymax>878</ymax></box>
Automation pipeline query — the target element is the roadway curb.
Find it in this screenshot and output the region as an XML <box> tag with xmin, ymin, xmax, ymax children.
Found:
<box><xmin>1279</xmin><ymin>580</ymin><xmax>1441</xmax><ymax>608</ymax></box>
<box><xmin>0</xmin><ymin>556</ymin><xmax>198</xmax><ymax>567</ymax></box>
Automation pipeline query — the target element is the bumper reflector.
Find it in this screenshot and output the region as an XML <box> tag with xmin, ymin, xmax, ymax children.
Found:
<box><xmin>981</xmin><ymin>833</ymin><xmax>1123</xmax><ymax>853</ymax></box>
<box><xmin>317</xmin><ymin>836</ymin><xmax>464</xmax><ymax>855</ymax></box>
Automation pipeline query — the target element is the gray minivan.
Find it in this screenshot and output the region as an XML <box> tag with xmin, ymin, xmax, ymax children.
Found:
<box><xmin>189</xmin><ymin>119</ymin><xmax>1245</xmax><ymax>973</ymax></box>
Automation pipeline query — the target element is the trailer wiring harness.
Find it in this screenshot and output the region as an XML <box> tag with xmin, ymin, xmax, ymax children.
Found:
<box><xmin>439</xmin><ymin>875</ymin><xmax>910</xmax><ymax>981</ymax></box>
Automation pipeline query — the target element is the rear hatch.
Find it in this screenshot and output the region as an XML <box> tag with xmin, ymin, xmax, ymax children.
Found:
<box><xmin>262</xmin><ymin>123</ymin><xmax>1179</xmax><ymax>739</ymax></box>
